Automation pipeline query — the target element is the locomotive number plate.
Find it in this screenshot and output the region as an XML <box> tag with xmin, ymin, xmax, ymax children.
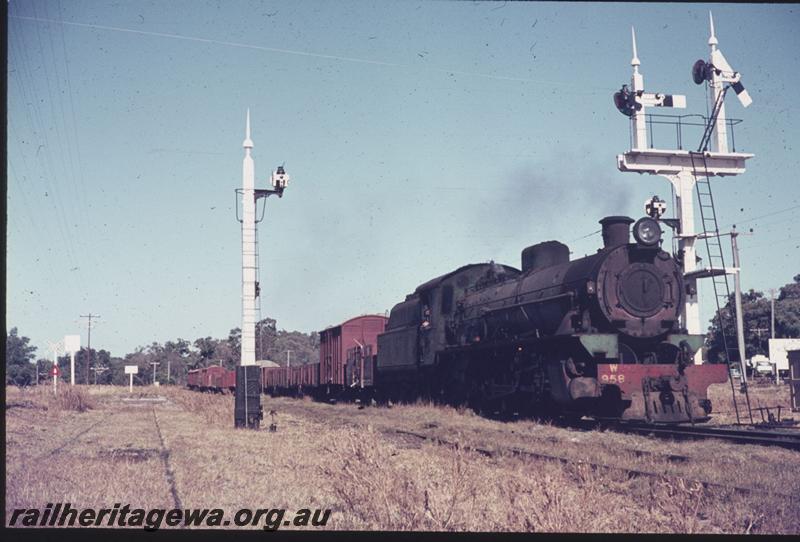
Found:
<box><xmin>599</xmin><ymin>364</ymin><xmax>625</xmax><ymax>384</ymax></box>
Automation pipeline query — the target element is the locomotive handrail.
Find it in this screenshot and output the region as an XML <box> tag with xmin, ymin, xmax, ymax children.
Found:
<box><xmin>482</xmin><ymin>292</ymin><xmax>575</xmax><ymax>317</ymax></box>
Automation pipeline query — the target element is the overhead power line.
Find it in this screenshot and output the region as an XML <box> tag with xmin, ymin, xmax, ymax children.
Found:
<box><xmin>10</xmin><ymin>14</ymin><xmax>610</xmax><ymax>92</ymax></box>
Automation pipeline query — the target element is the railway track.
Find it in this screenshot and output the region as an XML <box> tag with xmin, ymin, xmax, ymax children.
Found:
<box><xmin>590</xmin><ymin>421</ymin><xmax>800</xmax><ymax>451</ymax></box>
<box><xmin>390</xmin><ymin>428</ymin><xmax>794</xmax><ymax>498</ymax></box>
<box><xmin>263</xmin><ymin>398</ymin><xmax>795</xmax><ymax>497</ymax></box>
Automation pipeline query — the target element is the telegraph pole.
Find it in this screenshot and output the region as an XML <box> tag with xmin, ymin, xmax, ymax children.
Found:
<box><xmin>750</xmin><ymin>328</ymin><xmax>769</xmax><ymax>353</ymax></box>
<box><xmin>768</xmin><ymin>288</ymin><xmax>777</xmax><ymax>340</ymax></box>
<box><xmin>80</xmin><ymin>313</ymin><xmax>100</xmax><ymax>384</ymax></box>
<box><xmin>91</xmin><ymin>366</ymin><xmax>108</xmax><ymax>385</ymax></box>
<box><xmin>150</xmin><ymin>362</ymin><xmax>160</xmax><ymax>385</ymax></box>
<box><xmin>769</xmin><ymin>288</ymin><xmax>778</xmax><ymax>385</ymax></box>
<box><xmin>730</xmin><ymin>230</ymin><xmax>749</xmax><ymax>383</ymax></box>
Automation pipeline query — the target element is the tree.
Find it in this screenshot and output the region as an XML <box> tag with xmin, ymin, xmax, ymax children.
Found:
<box><xmin>6</xmin><ymin>328</ymin><xmax>38</xmax><ymax>386</ymax></box>
<box><xmin>122</xmin><ymin>346</ymin><xmax>152</xmax><ymax>387</ymax></box>
<box><xmin>776</xmin><ymin>274</ymin><xmax>800</xmax><ymax>338</ymax></box>
<box><xmin>706</xmin><ymin>275</ymin><xmax>800</xmax><ymax>362</ymax></box>
<box><xmin>162</xmin><ymin>339</ymin><xmax>192</xmax><ymax>384</ymax></box>
<box><xmin>227</xmin><ymin>328</ymin><xmax>241</xmax><ymax>365</ymax></box>
<box><xmin>35</xmin><ymin>358</ymin><xmax>50</xmax><ymax>385</ymax></box>
<box><xmin>269</xmin><ymin>329</ymin><xmax>319</xmax><ymax>365</ymax></box>
<box><xmin>193</xmin><ymin>337</ymin><xmax>218</xmax><ymax>367</ymax></box>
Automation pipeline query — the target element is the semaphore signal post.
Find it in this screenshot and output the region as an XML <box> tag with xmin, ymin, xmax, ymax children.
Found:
<box><xmin>234</xmin><ymin>110</ymin><xmax>290</xmax><ymax>430</ymax></box>
<box><xmin>614</xmin><ymin>16</ymin><xmax>753</xmax><ymax>370</ymax></box>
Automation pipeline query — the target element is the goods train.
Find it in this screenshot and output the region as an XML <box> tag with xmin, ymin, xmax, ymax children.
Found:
<box><xmin>188</xmin><ymin>215</ymin><xmax>729</xmax><ymax>424</ymax></box>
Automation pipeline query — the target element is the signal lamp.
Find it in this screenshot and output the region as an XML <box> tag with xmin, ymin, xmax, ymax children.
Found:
<box><xmin>633</xmin><ymin>217</ymin><xmax>662</xmax><ymax>247</ymax></box>
<box><xmin>271</xmin><ymin>165</ymin><xmax>290</xmax><ymax>190</ymax></box>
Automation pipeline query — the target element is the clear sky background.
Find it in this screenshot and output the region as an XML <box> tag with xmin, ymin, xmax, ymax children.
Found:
<box><xmin>7</xmin><ymin>1</ymin><xmax>800</xmax><ymax>358</ymax></box>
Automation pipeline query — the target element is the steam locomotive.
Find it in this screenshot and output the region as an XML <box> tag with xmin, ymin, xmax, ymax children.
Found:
<box><xmin>376</xmin><ymin>215</ymin><xmax>727</xmax><ymax>423</ymax></box>
<box><xmin>191</xmin><ymin>214</ymin><xmax>729</xmax><ymax>424</ymax></box>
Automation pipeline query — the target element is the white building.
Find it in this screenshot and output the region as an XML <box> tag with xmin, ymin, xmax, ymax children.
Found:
<box><xmin>769</xmin><ymin>338</ymin><xmax>800</xmax><ymax>373</ymax></box>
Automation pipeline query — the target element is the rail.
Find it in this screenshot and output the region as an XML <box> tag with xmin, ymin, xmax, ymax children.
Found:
<box><xmin>596</xmin><ymin>420</ymin><xmax>800</xmax><ymax>451</ymax></box>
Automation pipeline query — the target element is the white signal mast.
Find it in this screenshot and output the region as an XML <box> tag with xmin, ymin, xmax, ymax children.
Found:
<box><xmin>234</xmin><ymin>110</ymin><xmax>290</xmax><ymax>430</ymax></box>
<box><xmin>237</xmin><ymin>110</ymin><xmax>289</xmax><ymax>367</ymax></box>
<box><xmin>615</xmin><ymin>16</ymin><xmax>753</xmax><ymax>364</ymax></box>
<box><xmin>241</xmin><ymin>110</ymin><xmax>258</xmax><ymax>367</ymax></box>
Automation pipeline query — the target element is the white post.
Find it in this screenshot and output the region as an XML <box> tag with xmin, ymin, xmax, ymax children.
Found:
<box><xmin>731</xmin><ymin>231</ymin><xmax>748</xmax><ymax>382</ymax></box>
<box><xmin>125</xmin><ymin>365</ymin><xmax>138</xmax><ymax>393</ymax></box>
<box><xmin>241</xmin><ymin>110</ymin><xmax>257</xmax><ymax>367</ymax></box>
<box><xmin>49</xmin><ymin>342</ymin><xmax>61</xmax><ymax>395</ymax></box>
<box><xmin>64</xmin><ymin>335</ymin><xmax>80</xmax><ymax>386</ymax></box>
<box><xmin>770</xmin><ymin>289</ymin><xmax>776</xmax><ymax>340</ymax></box>
<box><xmin>629</xmin><ymin>28</ymin><xmax>648</xmax><ymax>150</ymax></box>
<box><xmin>707</xmin><ymin>13</ymin><xmax>729</xmax><ymax>154</ymax></box>
<box><xmin>666</xmin><ymin>173</ymin><xmax>699</xmax><ymax>332</ymax></box>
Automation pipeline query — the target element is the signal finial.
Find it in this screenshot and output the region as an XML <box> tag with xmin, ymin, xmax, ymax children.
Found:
<box><xmin>708</xmin><ymin>12</ymin><xmax>718</xmax><ymax>49</ymax></box>
<box><xmin>631</xmin><ymin>27</ymin><xmax>640</xmax><ymax>71</ymax></box>
<box><xmin>243</xmin><ymin>108</ymin><xmax>253</xmax><ymax>149</ymax></box>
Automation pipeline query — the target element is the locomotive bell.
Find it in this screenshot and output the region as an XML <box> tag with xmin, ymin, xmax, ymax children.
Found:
<box><xmin>599</xmin><ymin>216</ymin><xmax>634</xmax><ymax>248</ymax></box>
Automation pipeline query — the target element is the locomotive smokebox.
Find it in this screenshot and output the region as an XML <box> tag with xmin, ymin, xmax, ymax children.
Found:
<box><xmin>600</xmin><ymin>216</ymin><xmax>634</xmax><ymax>248</ymax></box>
<box><xmin>521</xmin><ymin>241</ymin><xmax>570</xmax><ymax>273</ymax></box>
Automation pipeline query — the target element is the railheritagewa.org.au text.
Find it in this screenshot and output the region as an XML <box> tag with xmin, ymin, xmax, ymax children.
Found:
<box><xmin>8</xmin><ymin>503</ymin><xmax>332</xmax><ymax>531</ymax></box>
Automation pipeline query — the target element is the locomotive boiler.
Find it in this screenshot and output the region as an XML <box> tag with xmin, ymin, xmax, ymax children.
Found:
<box><xmin>376</xmin><ymin>215</ymin><xmax>728</xmax><ymax>423</ymax></box>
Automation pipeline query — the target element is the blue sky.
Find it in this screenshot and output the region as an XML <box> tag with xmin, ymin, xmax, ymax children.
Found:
<box><xmin>7</xmin><ymin>1</ymin><xmax>800</xmax><ymax>358</ymax></box>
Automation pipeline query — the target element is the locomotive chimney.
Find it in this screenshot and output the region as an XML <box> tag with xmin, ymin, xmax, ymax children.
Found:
<box><xmin>599</xmin><ymin>216</ymin><xmax>634</xmax><ymax>248</ymax></box>
<box><xmin>521</xmin><ymin>241</ymin><xmax>570</xmax><ymax>273</ymax></box>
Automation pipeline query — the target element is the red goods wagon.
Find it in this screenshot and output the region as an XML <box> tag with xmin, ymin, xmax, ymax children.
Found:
<box><xmin>205</xmin><ymin>366</ymin><xmax>227</xmax><ymax>390</ymax></box>
<box><xmin>262</xmin><ymin>366</ymin><xmax>286</xmax><ymax>391</ymax></box>
<box><xmin>300</xmin><ymin>363</ymin><xmax>318</xmax><ymax>387</ymax></box>
<box><xmin>319</xmin><ymin>315</ymin><xmax>388</xmax><ymax>388</ymax></box>
<box><xmin>345</xmin><ymin>345</ymin><xmax>377</xmax><ymax>389</ymax></box>
<box><xmin>222</xmin><ymin>368</ymin><xmax>236</xmax><ymax>391</ymax></box>
<box><xmin>187</xmin><ymin>369</ymin><xmax>200</xmax><ymax>388</ymax></box>
<box><xmin>262</xmin><ymin>366</ymin><xmax>273</xmax><ymax>389</ymax></box>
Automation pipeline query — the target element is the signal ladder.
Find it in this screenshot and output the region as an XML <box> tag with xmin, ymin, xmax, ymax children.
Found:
<box><xmin>689</xmin><ymin>86</ymin><xmax>753</xmax><ymax>424</ymax></box>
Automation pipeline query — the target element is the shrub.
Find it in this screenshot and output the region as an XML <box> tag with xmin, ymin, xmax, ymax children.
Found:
<box><xmin>52</xmin><ymin>387</ymin><xmax>96</xmax><ymax>412</ymax></box>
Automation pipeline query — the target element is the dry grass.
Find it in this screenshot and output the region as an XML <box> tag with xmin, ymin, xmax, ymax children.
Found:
<box><xmin>6</xmin><ymin>384</ymin><xmax>98</xmax><ymax>413</ymax></box>
<box><xmin>707</xmin><ymin>381</ymin><xmax>794</xmax><ymax>425</ymax></box>
<box><xmin>6</xmin><ymin>385</ymin><xmax>800</xmax><ymax>533</ymax></box>
<box><xmin>52</xmin><ymin>386</ymin><xmax>97</xmax><ymax>412</ymax></box>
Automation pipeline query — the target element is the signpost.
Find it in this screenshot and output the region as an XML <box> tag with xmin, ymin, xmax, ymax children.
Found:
<box><xmin>48</xmin><ymin>340</ymin><xmax>63</xmax><ymax>396</ymax></box>
<box><xmin>64</xmin><ymin>335</ymin><xmax>81</xmax><ymax>386</ymax></box>
<box><xmin>124</xmin><ymin>365</ymin><xmax>139</xmax><ymax>393</ymax></box>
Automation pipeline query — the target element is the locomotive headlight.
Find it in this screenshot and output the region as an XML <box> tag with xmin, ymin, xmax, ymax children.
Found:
<box><xmin>633</xmin><ymin>217</ymin><xmax>662</xmax><ymax>247</ymax></box>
